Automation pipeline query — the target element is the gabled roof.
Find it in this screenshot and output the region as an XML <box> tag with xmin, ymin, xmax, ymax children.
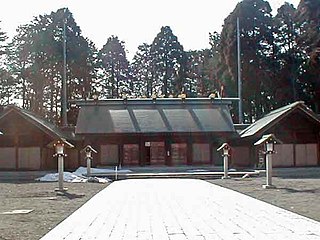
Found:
<box><xmin>0</xmin><ymin>105</ymin><xmax>71</xmax><ymax>140</ymax></box>
<box><xmin>240</xmin><ymin>101</ymin><xmax>320</xmax><ymax>138</ymax></box>
<box><xmin>74</xmin><ymin>98</ymin><xmax>236</xmax><ymax>135</ymax></box>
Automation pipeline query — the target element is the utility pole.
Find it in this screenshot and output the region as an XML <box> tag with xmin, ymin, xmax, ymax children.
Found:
<box><xmin>61</xmin><ymin>12</ymin><xmax>68</xmax><ymax>127</ymax></box>
<box><xmin>237</xmin><ymin>17</ymin><xmax>243</xmax><ymax>124</ymax></box>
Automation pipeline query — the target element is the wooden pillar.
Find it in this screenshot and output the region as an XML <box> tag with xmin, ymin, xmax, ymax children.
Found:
<box><xmin>249</xmin><ymin>145</ymin><xmax>256</xmax><ymax>168</ymax></box>
<box><xmin>91</xmin><ymin>142</ymin><xmax>99</xmax><ymax>167</ymax></box>
<box><xmin>187</xmin><ymin>137</ymin><xmax>192</xmax><ymax>165</ymax></box>
<box><xmin>119</xmin><ymin>144</ymin><xmax>124</xmax><ymax>167</ymax></box>
<box><xmin>317</xmin><ymin>133</ymin><xmax>320</xmax><ymax>166</ymax></box>
<box><xmin>77</xmin><ymin>142</ymin><xmax>82</xmax><ymax>168</ymax></box>
<box><xmin>209</xmin><ymin>139</ymin><xmax>214</xmax><ymax>165</ymax></box>
<box><xmin>293</xmin><ymin>131</ymin><xmax>297</xmax><ymax>167</ymax></box>
<box><xmin>139</xmin><ymin>137</ymin><xmax>145</xmax><ymax>166</ymax></box>
<box><xmin>14</xmin><ymin>134</ymin><xmax>19</xmax><ymax>170</ymax></box>
<box><xmin>40</xmin><ymin>134</ymin><xmax>44</xmax><ymax>170</ymax></box>
<box><xmin>165</xmin><ymin>138</ymin><xmax>172</xmax><ymax>166</ymax></box>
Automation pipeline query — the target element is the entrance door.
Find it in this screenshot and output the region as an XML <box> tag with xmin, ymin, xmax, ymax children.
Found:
<box><xmin>150</xmin><ymin>142</ymin><xmax>165</xmax><ymax>165</ymax></box>
<box><xmin>144</xmin><ymin>142</ymin><xmax>165</xmax><ymax>165</ymax></box>
<box><xmin>123</xmin><ymin>144</ymin><xmax>139</xmax><ymax>165</ymax></box>
<box><xmin>171</xmin><ymin>143</ymin><xmax>187</xmax><ymax>165</ymax></box>
<box><xmin>145</xmin><ymin>146</ymin><xmax>151</xmax><ymax>165</ymax></box>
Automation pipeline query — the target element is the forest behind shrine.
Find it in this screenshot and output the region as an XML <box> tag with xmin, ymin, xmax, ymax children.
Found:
<box><xmin>0</xmin><ymin>0</ymin><xmax>319</xmax><ymax>124</ymax></box>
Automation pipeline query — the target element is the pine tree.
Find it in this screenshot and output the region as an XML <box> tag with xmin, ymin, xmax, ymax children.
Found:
<box><xmin>0</xmin><ymin>22</ymin><xmax>16</xmax><ymax>105</ymax></box>
<box><xmin>220</xmin><ymin>0</ymin><xmax>274</xmax><ymax>122</ymax></box>
<box><xmin>130</xmin><ymin>43</ymin><xmax>153</xmax><ymax>97</ymax></box>
<box><xmin>272</xmin><ymin>2</ymin><xmax>302</xmax><ymax>107</ymax></box>
<box><xmin>295</xmin><ymin>0</ymin><xmax>320</xmax><ymax>52</ymax></box>
<box><xmin>99</xmin><ymin>36</ymin><xmax>131</xmax><ymax>98</ymax></box>
<box><xmin>295</xmin><ymin>0</ymin><xmax>320</xmax><ymax>112</ymax></box>
<box><xmin>150</xmin><ymin>26</ymin><xmax>187</xmax><ymax>97</ymax></box>
<box><xmin>7</xmin><ymin>8</ymin><xmax>98</xmax><ymax>123</ymax></box>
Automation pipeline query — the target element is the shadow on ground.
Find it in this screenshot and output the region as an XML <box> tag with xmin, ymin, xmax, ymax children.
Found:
<box><xmin>277</xmin><ymin>187</ymin><xmax>320</xmax><ymax>194</ymax></box>
<box><xmin>58</xmin><ymin>192</ymin><xmax>85</xmax><ymax>200</ymax></box>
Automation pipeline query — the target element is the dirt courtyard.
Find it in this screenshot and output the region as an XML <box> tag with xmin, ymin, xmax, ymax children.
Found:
<box><xmin>1</xmin><ymin>169</ymin><xmax>320</xmax><ymax>240</ymax></box>
<box><xmin>209</xmin><ymin>175</ymin><xmax>320</xmax><ymax>223</ymax></box>
<box><xmin>0</xmin><ymin>182</ymin><xmax>107</xmax><ymax>240</ymax></box>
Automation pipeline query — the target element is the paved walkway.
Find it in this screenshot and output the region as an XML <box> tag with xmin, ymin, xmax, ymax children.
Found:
<box><xmin>41</xmin><ymin>179</ymin><xmax>320</xmax><ymax>240</ymax></box>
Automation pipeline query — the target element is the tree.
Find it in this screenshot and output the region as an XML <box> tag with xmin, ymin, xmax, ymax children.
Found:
<box><xmin>185</xmin><ymin>48</ymin><xmax>218</xmax><ymax>97</ymax></box>
<box><xmin>295</xmin><ymin>0</ymin><xmax>320</xmax><ymax>52</ymax></box>
<box><xmin>220</xmin><ymin>0</ymin><xmax>274</xmax><ymax>122</ymax></box>
<box><xmin>99</xmin><ymin>36</ymin><xmax>131</xmax><ymax>98</ymax></box>
<box><xmin>272</xmin><ymin>2</ymin><xmax>302</xmax><ymax>107</ymax></box>
<box><xmin>0</xmin><ymin>22</ymin><xmax>7</xmax><ymax>55</ymax></box>
<box><xmin>0</xmin><ymin>23</ymin><xmax>17</xmax><ymax>105</ymax></box>
<box><xmin>130</xmin><ymin>43</ymin><xmax>153</xmax><ymax>97</ymax></box>
<box><xmin>295</xmin><ymin>0</ymin><xmax>320</xmax><ymax>112</ymax></box>
<box><xmin>7</xmin><ymin>8</ymin><xmax>98</xmax><ymax>123</ymax></box>
<box><xmin>150</xmin><ymin>26</ymin><xmax>187</xmax><ymax>97</ymax></box>
<box><xmin>185</xmin><ymin>50</ymin><xmax>204</xmax><ymax>97</ymax></box>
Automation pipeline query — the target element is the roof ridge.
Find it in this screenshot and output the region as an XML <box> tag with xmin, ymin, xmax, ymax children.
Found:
<box><xmin>0</xmin><ymin>105</ymin><xmax>69</xmax><ymax>140</ymax></box>
<box><xmin>264</xmin><ymin>101</ymin><xmax>303</xmax><ymax>117</ymax></box>
<box><xmin>240</xmin><ymin>101</ymin><xmax>305</xmax><ymax>137</ymax></box>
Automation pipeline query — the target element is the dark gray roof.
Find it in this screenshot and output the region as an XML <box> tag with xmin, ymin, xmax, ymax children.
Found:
<box><xmin>240</xmin><ymin>101</ymin><xmax>320</xmax><ymax>138</ymax></box>
<box><xmin>0</xmin><ymin>105</ymin><xmax>72</xmax><ymax>140</ymax></box>
<box><xmin>75</xmin><ymin>98</ymin><xmax>236</xmax><ymax>134</ymax></box>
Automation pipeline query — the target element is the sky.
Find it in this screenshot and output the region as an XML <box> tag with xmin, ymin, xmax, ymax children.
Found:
<box><xmin>0</xmin><ymin>0</ymin><xmax>300</xmax><ymax>60</ymax></box>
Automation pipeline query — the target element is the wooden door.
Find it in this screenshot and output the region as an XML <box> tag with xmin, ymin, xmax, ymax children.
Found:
<box><xmin>171</xmin><ymin>143</ymin><xmax>187</xmax><ymax>165</ymax></box>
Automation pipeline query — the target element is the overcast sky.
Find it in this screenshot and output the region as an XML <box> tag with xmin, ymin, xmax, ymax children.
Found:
<box><xmin>0</xmin><ymin>0</ymin><xmax>299</xmax><ymax>59</ymax></box>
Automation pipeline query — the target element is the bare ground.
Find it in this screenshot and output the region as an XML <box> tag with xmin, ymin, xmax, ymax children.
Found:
<box><xmin>208</xmin><ymin>175</ymin><xmax>320</xmax><ymax>222</ymax></box>
<box><xmin>0</xmin><ymin>182</ymin><xmax>107</xmax><ymax>240</ymax></box>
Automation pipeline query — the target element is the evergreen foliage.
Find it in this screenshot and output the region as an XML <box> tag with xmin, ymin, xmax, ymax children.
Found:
<box><xmin>150</xmin><ymin>26</ymin><xmax>187</xmax><ymax>97</ymax></box>
<box><xmin>0</xmin><ymin>0</ymin><xmax>319</xmax><ymax>124</ymax></box>
<box><xmin>99</xmin><ymin>35</ymin><xmax>131</xmax><ymax>98</ymax></box>
<box><xmin>130</xmin><ymin>43</ymin><xmax>153</xmax><ymax>97</ymax></box>
<box><xmin>6</xmin><ymin>8</ymin><xmax>98</xmax><ymax>123</ymax></box>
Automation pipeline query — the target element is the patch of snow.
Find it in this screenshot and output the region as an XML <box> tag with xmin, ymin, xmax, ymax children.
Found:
<box><xmin>73</xmin><ymin>166</ymin><xmax>131</xmax><ymax>176</ymax></box>
<box><xmin>35</xmin><ymin>166</ymin><xmax>131</xmax><ymax>183</ymax></box>
<box><xmin>35</xmin><ymin>172</ymin><xmax>88</xmax><ymax>183</ymax></box>
<box><xmin>187</xmin><ymin>169</ymin><xmax>207</xmax><ymax>172</ymax></box>
<box><xmin>36</xmin><ymin>170</ymin><xmax>111</xmax><ymax>183</ymax></box>
<box><xmin>1</xmin><ymin>209</ymin><xmax>34</xmax><ymax>215</ymax></box>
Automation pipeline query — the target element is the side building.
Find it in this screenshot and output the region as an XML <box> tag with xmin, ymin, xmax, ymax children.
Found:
<box><xmin>233</xmin><ymin>101</ymin><xmax>320</xmax><ymax>168</ymax></box>
<box><xmin>0</xmin><ymin>105</ymin><xmax>79</xmax><ymax>170</ymax></box>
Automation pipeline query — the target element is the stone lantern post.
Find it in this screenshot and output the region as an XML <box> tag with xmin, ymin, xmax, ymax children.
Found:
<box><xmin>217</xmin><ymin>143</ymin><xmax>231</xmax><ymax>179</ymax></box>
<box><xmin>254</xmin><ymin>134</ymin><xmax>282</xmax><ymax>189</ymax></box>
<box><xmin>80</xmin><ymin>145</ymin><xmax>97</xmax><ymax>177</ymax></box>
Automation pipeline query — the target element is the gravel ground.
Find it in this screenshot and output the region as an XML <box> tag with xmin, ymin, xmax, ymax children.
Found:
<box><xmin>208</xmin><ymin>175</ymin><xmax>320</xmax><ymax>222</ymax></box>
<box><xmin>1</xmin><ymin>168</ymin><xmax>320</xmax><ymax>240</ymax></box>
<box><xmin>0</xmin><ymin>182</ymin><xmax>107</xmax><ymax>240</ymax></box>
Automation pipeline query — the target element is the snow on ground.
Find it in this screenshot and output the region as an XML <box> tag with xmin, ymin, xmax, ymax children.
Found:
<box><xmin>35</xmin><ymin>166</ymin><xmax>130</xmax><ymax>183</ymax></box>
<box><xmin>73</xmin><ymin>166</ymin><xmax>131</xmax><ymax>176</ymax></box>
<box><xmin>35</xmin><ymin>172</ymin><xmax>86</xmax><ymax>183</ymax></box>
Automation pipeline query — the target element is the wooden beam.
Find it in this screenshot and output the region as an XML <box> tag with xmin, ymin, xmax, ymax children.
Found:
<box><xmin>317</xmin><ymin>133</ymin><xmax>320</xmax><ymax>166</ymax></box>
<box><xmin>139</xmin><ymin>137</ymin><xmax>145</xmax><ymax>166</ymax></box>
<box><xmin>293</xmin><ymin>131</ymin><xmax>297</xmax><ymax>167</ymax></box>
<box><xmin>40</xmin><ymin>133</ymin><xmax>44</xmax><ymax>170</ymax></box>
<box><xmin>119</xmin><ymin>144</ymin><xmax>124</xmax><ymax>167</ymax></box>
<box><xmin>187</xmin><ymin>138</ymin><xmax>192</xmax><ymax>165</ymax></box>
<box><xmin>165</xmin><ymin>138</ymin><xmax>172</xmax><ymax>166</ymax></box>
<box><xmin>15</xmin><ymin>134</ymin><xmax>19</xmax><ymax>170</ymax></box>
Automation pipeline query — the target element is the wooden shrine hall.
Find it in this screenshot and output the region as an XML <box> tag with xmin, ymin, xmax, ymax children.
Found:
<box><xmin>1</xmin><ymin>99</ymin><xmax>319</xmax><ymax>170</ymax></box>
<box><xmin>74</xmin><ymin>98</ymin><xmax>237</xmax><ymax>167</ymax></box>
